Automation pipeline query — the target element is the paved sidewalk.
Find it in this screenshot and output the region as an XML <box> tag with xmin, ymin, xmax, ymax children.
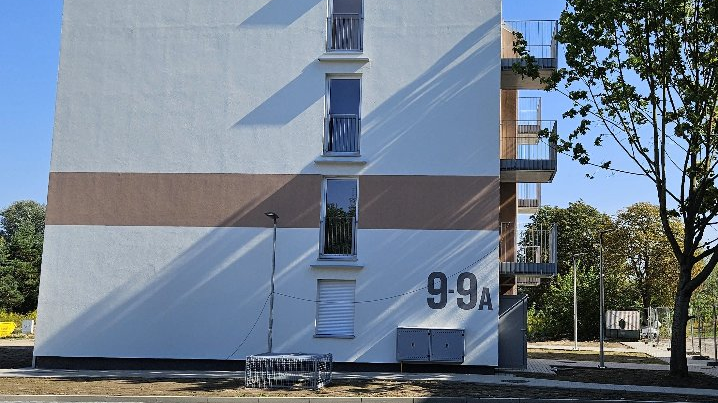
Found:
<box><xmin>531</xmin><ymin>357</ymin><xmax>718</xmax><ymax>377</ymax></box>
<box><xmin>529</xmin><ymin>343</ymin><xmax>636</xmax><ymax>353</ymax></box>
<box><xmin>0</xmin><ymin>338</ymin><xmax>33</xmax><ymax>347</ymax></box>
<box><xmin>528</xmin><ymin>341</ymin><xmax>718</xmax><ymax>377</ymax></box>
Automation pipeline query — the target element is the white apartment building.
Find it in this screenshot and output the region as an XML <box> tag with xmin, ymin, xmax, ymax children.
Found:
<box><xmin>36</xmin><ymin>0</ymin><xmax>558</xmax><ymax>370</ymax></box>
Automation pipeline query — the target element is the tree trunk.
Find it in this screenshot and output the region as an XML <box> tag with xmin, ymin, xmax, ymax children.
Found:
<box><xmin>642</xmin><ymin>291</ymin><xmax>651</xmax><ymax>320</ymax></box>
<box><xmin>670</xmin><ymin>288</ymin><xmax>690</xmax><ymax>377</ymax></box>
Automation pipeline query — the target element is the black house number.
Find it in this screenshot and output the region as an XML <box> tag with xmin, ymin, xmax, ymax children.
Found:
<box><xmin>427</xmin><ymin>272</ymin><xmax>493</xmax><ymax>311</ymax></box>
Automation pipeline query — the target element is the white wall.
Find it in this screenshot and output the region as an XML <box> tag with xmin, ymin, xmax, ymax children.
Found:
<box><xmin>50</xmin><ymin>0</ymin><xmax>501</xmax><ymax>177</ymax></box>
<box><xmin>36</xmin><ymin>225</ymin><xmax>498</xmax><ymax>365</ymax></box>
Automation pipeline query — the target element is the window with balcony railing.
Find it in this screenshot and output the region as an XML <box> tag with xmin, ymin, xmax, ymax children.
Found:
<box><xmin>500</xmin><ymin>120</ymin><xmax>557</xmax><ymax>161</ymax></box>
<box><xmin>327</xmin><ymin>0</ymin><xmax>363</xmax><ymax>51</ymax></box>
<box><xmin>321</xmin><ymin>178</ymin><xmax>358</xmax><ymax>258</ymax></box>
<box><xmin>325</xmin><ymin>77</ymin><xmax>361</xmax><ymax>155</ymax></box>
<box><xmin>500</xmin><ymin>222</ymin><xmax>557</xmax><ymax>265</ymax></box>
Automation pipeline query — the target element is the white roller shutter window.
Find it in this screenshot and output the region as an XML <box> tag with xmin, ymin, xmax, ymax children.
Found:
<box><xmin>316</xmin><ymin>280</ymin><xmax>355</xmax><ymax>337</ymax></box>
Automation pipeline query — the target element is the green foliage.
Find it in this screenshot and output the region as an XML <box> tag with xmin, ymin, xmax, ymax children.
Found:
<box><xmin>0</xmin><ymin>201</ymin><xmax>45</xmax><ymax>313</ymax></box>
<box><xmin>693</xmin><ymin>268</ymin><xmax>718</xmax><ymax>319</ymax></box>
<box><xmin>0</xmin><ymin>270</ymin><xmax>24</xmax><ymax>312</ymax></box>
<box><xmin>609</xmin><ymin>203</ymin><xmax>682</xmax><ymax>310</ymax></box>
<box><xmin>0</xmin><ymin>310</ymin><xmax>37</xmax><ymax>329</ymax></box>
<box><xmin>525</xmin><ymin>201</ymin><xmax>684</xmax><ymax>341</ymax></box>
<box><xmin>528</xmin><ymin>265</ymin><xmax>636</xmax><ymax>341</ymax></box>
<box><xmin>520</xmin><ymin>201</ymin><xmax>612</xmax><ymax>309</ymax></box>
<box><xmin>513</xmin><ymin>0</ymin><xmax>718</xmax><ymax>374</ymax></box>
<box><xmin>0</xmin><ymin>200</ymin><xmax>45</xmax><ymax>240</ymax></box>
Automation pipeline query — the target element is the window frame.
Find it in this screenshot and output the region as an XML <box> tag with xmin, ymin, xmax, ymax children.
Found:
<box><xmin>326</xmin><ymin>0</ymin><xmax>364</xmax><ymax>52</ymax></box>
<box><xmin>319</xmin><ymin>177</ymin><xmax>359</xmax><ymax>260</ymax></box>
<box><xmin>324</xmin><ymin>74</ymin><xmax>362</xmax><ymax>157</ymax></box>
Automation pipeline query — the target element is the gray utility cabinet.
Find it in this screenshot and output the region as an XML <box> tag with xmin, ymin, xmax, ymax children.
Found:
<box><xmin>396</xmin><ymin>328</ymin><xmax>464</xmax><ymax>363</ymax></box>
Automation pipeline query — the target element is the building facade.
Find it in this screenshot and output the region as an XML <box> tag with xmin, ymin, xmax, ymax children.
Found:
<box><xmin>36</xmin><ymin>0</ymin><xmax>557</xmax><ymax>369</ymax></box>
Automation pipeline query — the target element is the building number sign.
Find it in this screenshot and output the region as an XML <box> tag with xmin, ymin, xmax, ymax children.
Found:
<box><xmin>427</xmin><ymin>272</ymin><xmax>493</xmax><ymax>311</ymax></box>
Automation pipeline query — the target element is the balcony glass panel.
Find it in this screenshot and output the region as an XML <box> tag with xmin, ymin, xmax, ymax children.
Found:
<box><xmin>321</xmin><ymin>178</ymin><xmax>358</xmax><ymax>258</ymax></box>
<box><xmin>326</xmin><ymin>78</ymin><xmax>361</xmax><ymax>155</ymax></box>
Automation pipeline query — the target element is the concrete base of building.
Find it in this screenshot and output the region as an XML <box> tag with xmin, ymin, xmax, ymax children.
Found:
<box><xmin>34</xmin><ymin>356</ymin><xmax>495</xmax><ymax>374</ymax></box>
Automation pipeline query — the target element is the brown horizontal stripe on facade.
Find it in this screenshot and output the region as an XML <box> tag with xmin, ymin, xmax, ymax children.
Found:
<box><xmin>46</xmin><ymin>173</ymin><xmax>499</xmax><ymax>230</ymax></box>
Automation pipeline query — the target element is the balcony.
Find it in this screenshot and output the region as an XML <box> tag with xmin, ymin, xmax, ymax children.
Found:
<box><xmin>499</xmin><ymin>222</ymin><xmax>557</xmax><ymax>277</ymax></box>
<box><xmin>500</xmin><ymin>120</ymin><xmax>557</xmax><ymax>183</ymax></box>
<box><xmin>327</xmin><ymin>13</ymin><xmax>363</xmax><ymax>52</ymax></box>
<box><xmin>517</xmin><ymin>183</ymin><xmax>541</xmax><ymax>214</ymax></box>
<box><xmin>501</xmin><ymin>20</ymin><xmax>558</xmax><ymax>90</ymax></box>
<box><xmin>324</xmin><ymin>114</ymin><xmax>361</xmax><ymax>155</ymax></box>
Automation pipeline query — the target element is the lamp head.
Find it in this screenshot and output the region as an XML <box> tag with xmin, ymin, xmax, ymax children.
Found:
<box><xmin>264</xmin><ymin>211</ymin><xmax>279</xmax><ymax>221</ymax></box>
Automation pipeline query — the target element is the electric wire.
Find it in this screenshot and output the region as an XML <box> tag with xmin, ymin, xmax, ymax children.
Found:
<box><xmin>226</xmin><ymin>244</ymin><xmax>498</xmax><ymax>357</ymax></box>
<box><xmin>275</xmin><ymin>245</ymin><xmax>499</xmax><ymax>304</ymax></box>
<box><xmin>225</xmin><ymin>293</ymin><xmax>271</xmax><ymax>359</ymax></box>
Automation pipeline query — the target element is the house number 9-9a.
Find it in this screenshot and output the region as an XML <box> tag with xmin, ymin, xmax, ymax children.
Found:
<box><xmin>427</xmin><ymin>272</ymin><xmax>493</xmax><ymax>311</ymax></box>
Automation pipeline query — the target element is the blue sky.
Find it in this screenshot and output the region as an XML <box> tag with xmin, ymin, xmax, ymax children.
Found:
<box><xmin>0</xmin><ymin>0</ymin><xmax>657</xmax><ymax>215</ymax></box>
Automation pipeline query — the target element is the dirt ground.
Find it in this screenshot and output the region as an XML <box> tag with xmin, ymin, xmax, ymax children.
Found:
<box><xmin>1</xmin><ymin>346</ymin><xmax>716</xmax><ymax>402</ymax></box>
<box><xmin>528</xmin><ymin>348</ymin><xmax>667</xmax><ymax>364</ymax></box>
<box><xmin>1</xmin><ymin>377</ymin><xmax>716</xmax><ymax>402</ymax></box>
<box><xmin>521</xmin><ymin>367</ymin><xmax>718</xmax><ymax>390</ymax></box>
<box><xmin>531</xmin><ymin>340</ymin><xmax>627</xmax><ymax>348</ymax></box>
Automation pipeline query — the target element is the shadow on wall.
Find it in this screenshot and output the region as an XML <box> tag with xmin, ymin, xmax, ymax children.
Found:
<box><xmin>359</xmin><ymin>17</ymin><xmax>500</xmax><ymax>172</ymax></box>
<box><xmin>233</xmin><ymin>62</ymin><xmax>325</xmax><ymax>127</ymax></box>
<box><xmin>239</xmin><ymin>0</ymin><xmax>323</xmax><ymax>28</ymax></box>
<box><xmin>37</xmin><ymin>15</ymin><xmax>501</xmax><ymax>364</ymax></box>
<box><xmin>38</xmin><ymin>212</ymin><xmax>497</xmax><ymax>362</ymax></box>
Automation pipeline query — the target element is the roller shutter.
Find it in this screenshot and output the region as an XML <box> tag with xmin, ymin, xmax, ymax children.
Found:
<box><xmin>316</xmin><ymin>280</ymin><xmax>355</xmax><ymax>337</ymax></box>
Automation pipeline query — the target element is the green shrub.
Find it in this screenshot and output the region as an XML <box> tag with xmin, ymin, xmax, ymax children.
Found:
<box><xmin>0</xmin><ymin>310</ymin><xmax>36</xmax><ymax>329</ymax></box>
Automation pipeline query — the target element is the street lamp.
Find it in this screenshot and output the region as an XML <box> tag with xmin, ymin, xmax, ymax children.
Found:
<box><xmin>265</xmin><ymin>211</ymin><xmax>279</xmax><ymax>354</ymax></box>
<box><xmin>571</xmin><ymin>253</ymin><xmax>586</xmax><ymax>351</ymax></box>
<box><xmin>598</xmin><ymin>228</ymin><xmax>615</xmax><ymax>369</ymax></box>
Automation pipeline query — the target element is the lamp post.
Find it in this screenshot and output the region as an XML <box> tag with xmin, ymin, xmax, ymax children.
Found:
<box><xmin>265</xmin><ymin>211</ymin><xmax>279</xmax><ymax>354</ymax></box>
<box><xmin>572</xmin><ymin>253</ymin><xmax>585</xmax><ymax>351</ymax></box>
<box><xmin>598</xmin><ymin>228</ymin><xmax>614</xmax><ymax>369</ymax></box>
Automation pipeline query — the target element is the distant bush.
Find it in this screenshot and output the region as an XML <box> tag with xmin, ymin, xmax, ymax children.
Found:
<box><xmin>0</xmin><ymin>310</ymin><xmax>36</xmax><ymax>329</ymax></box>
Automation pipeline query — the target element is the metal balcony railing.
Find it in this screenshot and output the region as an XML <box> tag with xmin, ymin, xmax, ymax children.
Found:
<box><xmin>325</xmin><ymin>114</ymin><xmax>360</xmax><ymax>155</ymax></box>
<box><xmin>327</xmin><ymin>14</ymin><xmax>363</xmax><ymax>51</ymax></box>
<box><xmin>321</xmin><ymin>216</ymin><xmax>357</xmax><ymax>256</ymax></box>
<box><xmin>500</xmin><ymin>222</ymin><xmax>557</xmax><ymax>265</ymax></box>
<box><xmin>501</xmin><ymin>20</ymin><xmax>558</xmax><ymax>70</ymax></box>
<box><xmin>517</xmin><ymin>183</ymin><xmax>541</xmax><ymax>210</ymax></box>
<box><xmin>500</xmin><ymin>120</ymin><xmax>557</xmax><ymax>161</ymax></box>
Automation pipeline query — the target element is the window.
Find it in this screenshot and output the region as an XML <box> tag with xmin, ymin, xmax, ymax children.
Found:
<box><xmin>327</xmin><ymin>0</ymin><xmax>363</xmax><ymax>51</ymax></box>
<box><xmin>316</xmin><ymin>280</ymin><xmax>355</xmax><ymax>337</ymax></box>
<box><xmin>320</xmin><ymin>178</ymin><xmax>358</xmax><ymax>258</ymax></box>
<box><xmin>325</xmin><ymin>77</ymin><xmax>361</xmax><ymax>155</ymax></box>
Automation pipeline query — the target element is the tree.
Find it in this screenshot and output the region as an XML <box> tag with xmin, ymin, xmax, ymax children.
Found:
<box><xmin>520</xmin><ymin>201</ymin><xmax>612</xmax><ymax>308</ymax></box>
<box><xmin>523</xmin><ymin>201</ymin><xmax>637</xmax><ymax>340</ymax></box>
<box><xmin>0</xmin><ymin>201</ymin><xmax>46</xmax><ymax>313</ymax></box>
<box><xmin>515</xmin><ymin>0</ymin><xmax>718</xmax><ymax>376</ymax></box>
<box><xmin>528</xmin><ymin>265</ymin><xmax>635</xmax><ymax>341</ymax></box>
<box><xmin>611</xmin><ymin>203</ymin><xmax>683</xmax><ymax>310</ymax></box>
<box><xmin>0</xmin><ymin>200</ymin><xmax>45</xmax><ymax>240</ymax></box>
